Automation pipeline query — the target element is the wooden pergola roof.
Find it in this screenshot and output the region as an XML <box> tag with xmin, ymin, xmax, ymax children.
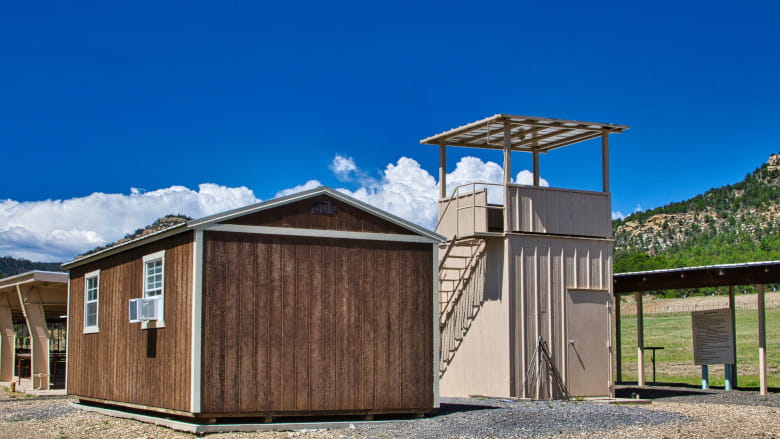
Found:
<box><xmin>420</xmin><ymin>114</ymin><xmax>629</xmax><ymax>151</ymax></box>
<box><xmin>614</xmin><ymin>260</ymin><xmax>780</xmax><ymax>294</ymax></box>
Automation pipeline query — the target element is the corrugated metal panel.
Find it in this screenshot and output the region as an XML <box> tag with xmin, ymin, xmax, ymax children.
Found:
<box><xmin>509</xmin><ymin>235</ymin><xmax>612</xmax><ymax>398</ymax></box>
<box><xmin>507</xmin><ymin>186</ymin><xmax>611</xmax><ymax>238</ymax></box>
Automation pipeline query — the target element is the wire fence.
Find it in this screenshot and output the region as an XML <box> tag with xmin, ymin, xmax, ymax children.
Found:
<box><xmin>621</xmin><ymin>297</ymin><xmax>780</xmax><ymax>316</ymax></box>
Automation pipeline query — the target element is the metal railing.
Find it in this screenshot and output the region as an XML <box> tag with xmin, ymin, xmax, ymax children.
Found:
<box><xmin>435</xmin><ymin>182</ymin><xmax>504</xmax><ymax>239</ymax></box>
<box><xmin>440</xmin><ymin>239</ymin><xmax>487</xmax><ymax>326</ymax></box>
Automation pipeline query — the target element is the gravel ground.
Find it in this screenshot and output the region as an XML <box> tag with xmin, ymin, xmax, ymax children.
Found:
<box><xmin>0</xmin><ymin>387</ymin><xmax>777</xmax><ymax>438</ymax></box>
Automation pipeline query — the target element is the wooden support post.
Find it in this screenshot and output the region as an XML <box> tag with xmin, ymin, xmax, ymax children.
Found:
<box><xmin>0</xmin><ymin>293</ymin><xmax>15</xmax><ymax>382</ymax></box>
<box><xmin>615</xmin><ymin>294</ymin><xmax>622</xmax><ymax>383</ymax></box>
<box><xmin>16</xmin><ymin>285</ymin><xmax>50</xmax><ymax>390</ymax></box>
<box><xmin>601</xmin><ymin>132</ymin><xmax>610</xmax><ymax>192</ymax></box>
<box><xmin>636</xmin><ymin>292</ymin><xmax>645</xmax><ymax>386</ymax></box>
<box><xmin>439</xmin><ymin>144</ymin><xmax>447</xmax><ymax>200</ymax></box>
<box><xmin>503</xmin><ymin>122</ymin><xmax>512</xmax><ymax>233</ymax></box>
<box><xmin>532</xmin><ymin>150</ymin><xmax>540</xmax><ymax>187</ymax></box>
<box><xmin>728</xmin><ymin>285</ymin><xmax>738</xmax><ymax>387</ymax></box>
<box><xmin>758</xmin><ymin>284</ymin><xmax>767</xmax><ymax>396</ymax></box>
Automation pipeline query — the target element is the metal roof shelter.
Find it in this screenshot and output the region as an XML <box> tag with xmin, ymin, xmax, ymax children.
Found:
<box><xmin>0</xmin><ymin>271</ymin><xmax>68</xmax><ymax>390</ymax></box>
<box><xmin>420</xmin><ymin>114</ymin><xmax>629</xmax><ymax>198</ymax></box>
<box><xmin>613</xmin><ymin>261</ymin><xmax>779</xmax><ymax>395</ymax></box>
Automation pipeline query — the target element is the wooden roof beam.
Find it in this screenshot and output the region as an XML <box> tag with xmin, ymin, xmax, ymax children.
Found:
<box><xmin>514</xmin><ymin>127</ymin><xmax>574</xmax><ymax>148</ymax></box>
<box><xmin>534</xmin><ymin>131</ymin><xmax>603</xmax><ymax>151</ymax></box>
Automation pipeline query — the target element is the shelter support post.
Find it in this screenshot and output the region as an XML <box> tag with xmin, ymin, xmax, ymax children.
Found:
<box><xmin>701</xmin><ymin>365</ymin><xmax>709</xmax><ymax>390</ymax></box>
<box><xmin>758</xmin><ymin>284</ymin><xmax>767</xmax><ymax>396</ymax></box>
<box><xmin>724</xmin><ymin>364</ymin><xmax>732</xmax><ymax>391</ymax></box>
<box><xmin>636</xmin><ymin>292</ymin><xmax>645</xmax><ymax>386</ymax></box>
<box><xmin>728</xmin><ymin>285</ymin><xmax>737</xmax><ymax>387</ymax></box>
<box><xmin>439</xmin><ymin>144</ymin><xmax>447</xmax><ymax>200</ymax></box>
<box><xmin>0</xmin><ymin>293</ymin><xmax>15</xmax><ymax>382</ymax></box>
<box><xmin>615</xmin><ymin>294</ymin><xmax>622</xmax><ymax>383</ymax></box>
<box><xmin>601</xmin><ymin>133</ymin><xmax>610</xmax><ymax>192</ymax></box>
<box><xmin>16</xmin><ymin>285</ymin><xmax>50</xmax><ymax>390</ymax></box>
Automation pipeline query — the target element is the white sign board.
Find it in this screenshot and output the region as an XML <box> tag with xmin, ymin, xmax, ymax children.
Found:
<box><xmin>691</xmin><ymin>308</ymin><xmax>735</xmax><ymax>365</ymax></box>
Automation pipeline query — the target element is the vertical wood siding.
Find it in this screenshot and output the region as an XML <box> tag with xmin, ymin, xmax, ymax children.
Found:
<box><xmin>201</xmin><ymin>231</ymin><xmax>433</xmax><ymax>415</ymax></box>
<box><xmin>67</xmin><ymin>233</ymin><xmax>193</xmax><ymax>412</ymax></box>
<box><xmin>224</xmin><ymin>195</ymin><xmax>415</xmax><ymax>235</ymax></box>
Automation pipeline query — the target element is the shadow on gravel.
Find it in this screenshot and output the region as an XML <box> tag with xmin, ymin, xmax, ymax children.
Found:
<box><xmin>616</xmin><ymin>384</ymin><xmax>780</xmax><ymax>402</ymax></box>
<box><xmin>432</xmin><ymin>402</ymin><xmax>500</xmax><ymax>417</ymax></box>
<box><xmin>616</xmin><ymin>385</ymin><xmax>713</xmax><ymax>399</ymax></box>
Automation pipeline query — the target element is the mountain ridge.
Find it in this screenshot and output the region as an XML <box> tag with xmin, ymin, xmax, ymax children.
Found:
<box><xmin>613</xmin><ymin>152</ymin><xmax>780</xmax><ymax>274</ymax></box>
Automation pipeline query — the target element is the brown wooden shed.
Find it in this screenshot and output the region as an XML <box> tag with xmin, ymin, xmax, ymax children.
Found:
<box><xmin>62</xmin><ymin>187</ymin><xmax>442</xmax><ymax>420</ymax></box>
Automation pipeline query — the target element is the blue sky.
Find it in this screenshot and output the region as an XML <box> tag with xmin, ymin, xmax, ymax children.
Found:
<box><xmin>2</xmin><ymin>1</ymin><xmax>779</xmax><ymax>261</ymax></box>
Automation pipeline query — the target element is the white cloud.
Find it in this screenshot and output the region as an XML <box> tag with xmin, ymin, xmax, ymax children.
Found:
<box><xmin>1</xmin><ymin>155</ymin><xmax>551</xmax><ymax>262</ymax></box>
<box><xmin>612</xmin><ymin>211</ymin><xmax>625</xmax><ymax>220</ymax></box>
<box><xmin>274</xmin><ymin>180</ymin><xmax>322</xmax><ymax>198</ymax></box>
<box><xmin>514</xmin><ymin>170</ymin><xmax>549</xmax><ymax>187</ymax></box>
<box><xmin>0</xmin><ymin>184</ymin><xmax>260</xmax><ymax>261</ymax></box>
<box><xmin>329</xmin><ymin>156</ymin><xmax>545</xmax><ymax>230</ymax></box>
<box><xmin>328</xmin><ymin>155</ymin><xmax>357</xmax><ymax>181</ymax></box>
<box><xmin>634</xmin><ymin>204</ymin><xmax>643</xmax><ymax>212</ymax></box>
<box><xmin>341</xmin><ymin>157</ymin><xmax>440</xmax><ymax>228</ymax></box>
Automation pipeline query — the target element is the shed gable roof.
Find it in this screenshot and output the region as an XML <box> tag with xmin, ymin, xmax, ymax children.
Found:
<box><xmin>188</xmin><ymin>186</ymin><xmax>443</xmax><ymax>242</ymax></box>
<box><xmin>63</xmin><ymin>187</ymin><xmax>442</xmax><ymax>270</ymax></box>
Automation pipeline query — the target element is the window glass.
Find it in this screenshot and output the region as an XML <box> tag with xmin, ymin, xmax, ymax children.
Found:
<box><xmin>144</xmin><ymin>259</ymin><xmax>163</xmax><ymax>297</ymax></box>
<box><xmin>84</xmin><ymin>272</ymin><xmax>99</xmax><ymax>330</ymax></box>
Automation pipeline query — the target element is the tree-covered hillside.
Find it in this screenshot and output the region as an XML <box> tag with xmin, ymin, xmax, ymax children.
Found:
<box><xmin>613</xmin><ymin>153</ymin><xmax>780</xmax><ymax>274</ymax></box>
<box><xmin>0</xmin><ymin>256</ymin><xmax>64</xmax><ymax>278</ymax></box>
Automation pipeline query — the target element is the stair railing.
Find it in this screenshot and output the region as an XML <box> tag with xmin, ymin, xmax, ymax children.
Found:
<box><xmin>439</xmin><ymin>239</ymin><xmax>487</xmax><ymax>327</ymax></box>
<box><xmin>435</xmin><ymin>182</ymin><xmax>504</xmax><ymax>239</ymax></box>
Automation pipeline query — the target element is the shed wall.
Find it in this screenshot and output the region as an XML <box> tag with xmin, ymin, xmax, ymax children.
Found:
<box><xmin>200</xmin><ymin>231</ymin><xmax>433</xmax><ymax>415</ymax></box>
<box><xmin>439</xmin><ymin>240</ymin><xmax>510</xmax><ymax>397</ymax></box>
<box><xmin>67</xmin><ymin>233</ymin><xmax>193</xmax><ymax>412</ymax></box>
<box><xmin>508</xmin><ymin>234</ymin><xmax>612</xmax><ymax>397</ymax></box>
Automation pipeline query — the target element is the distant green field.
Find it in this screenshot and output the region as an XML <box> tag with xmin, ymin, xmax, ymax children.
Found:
<box><xmin>618</xmin><ymin>307</ymin><xmax>779</xmax><ymax>389</ymax></box>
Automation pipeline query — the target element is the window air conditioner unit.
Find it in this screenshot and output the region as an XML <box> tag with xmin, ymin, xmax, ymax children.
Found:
<box><xmin>129</xmin><ymin>297</ymin><xmax>161</xmax><ymax>323</ymax></box>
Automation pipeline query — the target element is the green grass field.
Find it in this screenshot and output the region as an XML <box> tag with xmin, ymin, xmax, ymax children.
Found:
<box><xmin>618</xmin><ymin>307</ymin><xmax>779</xmax><ymax>389</ymax></box>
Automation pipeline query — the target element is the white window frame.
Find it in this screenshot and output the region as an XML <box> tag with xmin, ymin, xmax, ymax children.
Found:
<box><xmin>142</xmin><ymin>250</ymin><xmax>166</xmax><ymax>328</ymax></box>
<box><xmin>83</xmin><ymin>270</ymin><xmax>100</xmax><ymax>334</ymax></box>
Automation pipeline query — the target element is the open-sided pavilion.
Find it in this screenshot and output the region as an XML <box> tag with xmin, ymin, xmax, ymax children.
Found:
<box><xmin>0</xmin><ymin>271</ymin><xmax>68</xmax><ymax>390</ymax></box>
<box><xmin>614</xmin><ymin>260</ymin><xmax>779</xmax><ymax>395</ymax></box>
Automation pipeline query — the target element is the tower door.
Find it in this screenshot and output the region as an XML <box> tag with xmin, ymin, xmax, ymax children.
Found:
<box><xmin>565</xmin><ymin>289</ymin><xmax>612</xmax><ymax>396</ymax></box>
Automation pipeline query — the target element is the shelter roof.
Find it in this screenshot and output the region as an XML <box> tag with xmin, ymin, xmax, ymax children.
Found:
<box><xmin>0</xmin><ymin>270</ymin><xmax>68</xmax><ymax>291</ymax></box>
<box><xmin>613</xmin><ymin>260</ymin><xmax>780</xmax><ymax>294</ymax></box>
<box><xmin>420</xmin><ymin>114</ymin><xmax>629</xmax><ymax>152</ymax></box>
<box><xmin>0</xmin><ymin>271</ymin><xmax>68</xmax><ymax>320</ymax></box>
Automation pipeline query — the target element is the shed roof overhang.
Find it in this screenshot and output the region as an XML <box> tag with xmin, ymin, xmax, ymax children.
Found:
<box><xmin>613</xmin><ymin>260</ymin><xmax>780</xmax><ymax>294</ymax></box>
<box><xmin>420</xmin><ymin>114</ymin><xmax>629</xmax><ymax>151</ymax></box>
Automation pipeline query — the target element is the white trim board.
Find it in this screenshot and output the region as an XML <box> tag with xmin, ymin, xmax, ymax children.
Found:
<box><xmin>431</xmin><ymin>243</ymin><xmax>440</xmax><ymax>408</ymax></box>
<box><xmin>190</xmin><ymin>230</ymin><xmax>203</xmax><ymax>413</ymax></box>
<box><xmin>202</xmin><ymin>224</ymin><xmax>439</xmax><ymax>244</ymax></box>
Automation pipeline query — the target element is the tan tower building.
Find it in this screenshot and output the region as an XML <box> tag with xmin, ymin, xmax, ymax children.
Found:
<box><xmin>423</xmin><ymin>114</ymin><xmax>628</xmax><ymax>399</ymax></box>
